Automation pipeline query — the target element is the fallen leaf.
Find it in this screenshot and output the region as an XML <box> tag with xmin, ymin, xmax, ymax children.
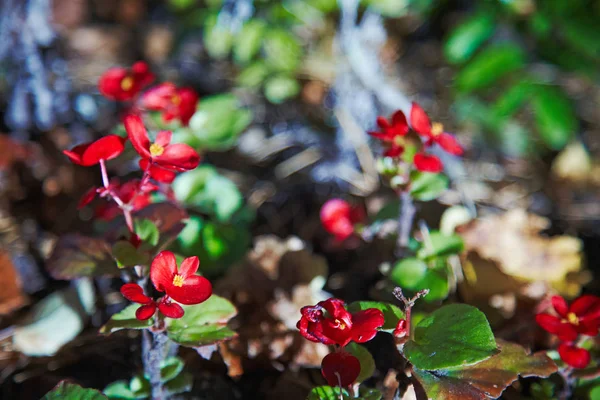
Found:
<box><xmin>0</xmin><ymin>249</ymin><xmax>28</xmax><ymax>315</ymax></box>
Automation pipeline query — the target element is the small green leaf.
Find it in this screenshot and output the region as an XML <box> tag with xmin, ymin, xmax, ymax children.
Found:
<box><xmin>160</xmin><ymin>356</ymin><xmax>184</xmax><ymax>383</ymax></box>
<box><xmin>104</xmin><ymin>381</ymin><xmax>138</xmax><ymax>399</ymax></box>
<box><xmin>416</xmin><ymin>231</ymin><xmax>464</xmax><ymax>260</ymax></box>
<box><xmin>233</xmin><ymin>20</ymin><xmax>266</xmax><ymax>64</ymax></box>
<box><xmin>44</xmin><ymin>381</ymin><xmax>107</xmax><ymax>400</ymax></box>
<box><xmin>237</xmin><ymin>61</ymin><xmax>269</xmax><ymax>88</ymax></box>
<box><xmin>532</xmin><ymin>85</ymin><xmax>577</xmax><ymax>150</ymax></box>
<box><xmin>204</xmin><ymin>14</ymin><xmax>234</xmax><ymax>59</ymax></box>
<box><xmin>390</xmin><ymin>258</ymin><xmax>449</xmax><ymax>302</ymax></box>
<box><xmin>410</xmin><ymin>172</ymin><xmax>449</xmax><ymax>201</ymax></box>
<box><xmin>359</xmin><ymin>388</ymin><xmax>383</xmax><ymax>400</ymax></box>
<box><xmin>444</xmin><ymin>13</ymin><xmax>495</xmax><ymax>64</ymax></box>
<box><xmin>47</xmin><ymin>234</ymin><xmax>119</xmax><ymax>280</ymax></box>
<box><xmin>264</xmin><ymin>75</ymin><xmax>301</xmax><ymax>104</ymax></box>
<box><xmin>263</xmin><ymin>29</ymin><xmax>302</xmax><ymax>72</ymax></box>
<box><xmin>134</xmin><ymin>219</ymin><xmax>160</xmax><ymax>247</ymax></box>
<box><xmin>363</xmin><ymin>0</ymin><xmax>409</xmax><ymax>17</ymax></box>
<box><xmin>112</xmin><ymin>241</ymin><xmax>148</xmax><ymax>268</ymax></box>
<box><xmin>100</xmin><ymin>304</ymin><xmax>153</xmax><ymax>334</ymax></box>
<box><xmin>491</xmin><ymin>79</ymin><xmax>535</xmax><ymax>118</ymax></box>
<box><xmin>165</xmin><ymin>372</ymin><xmax>193</xmax><ymax>395</ymax></box>
<box><xmin>346</xmin><ymin>342</ymin><xmax>375</xmax><ymax>383</ymax></box>
<box><xmin>128</xmin><ymin>375</ymin><xmax>150</xmax><ymax>398</ymax></box>
<box><xmin>455</xmin><ymin>44</ymin><xmax>525</xmax><ymax>93</ymax></box>
<box><xmin>307</xmin><ymin>386</ymin><xmax>350</xmax><ymax>400</ymax></box>
<box><xmin>347</xmin><ymin>301</ymin><xmax>405</xmax><ymax>332</ymax></box>
<box><xmin>404</xmin><ymin>304</ymin><xmax>497</xmax><ymax>370</ymax></box>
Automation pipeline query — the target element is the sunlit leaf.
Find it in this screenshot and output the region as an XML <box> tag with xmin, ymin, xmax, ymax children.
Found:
<box><xmin>390</xmin><ymin>258</ymin><xmax>449</xmax><ymax>302</ymax></box>
<box><xmin>160</xmin><ymin>356</ymin><xmax>185</xmax><ymax>383</ymax></box>
<box><xmin>103</xmin><ymin>380</ymin><xmax>139</xmax><ymax>399</ymax></box>
<box><xmin>263</xmin><ymin>29</ymin><xmax>302</xmax><ymax>72</ymax></box>
<box><xmin>444</xmin><ymin>13</ymin><xmax>495</xmax><ymax>64</ymax></box>
<box><xmin>532</xmin><ymin>85</ymin><xmax>577</xmax><ymax>150</ymax></box>
<box><xmin>347</xmin><ymin>301</ymin><xmax>404</xmax><ymax>332</ymax></box>
<box><xmin>410</xmin><ymin>172</ymin><xmax>449</xmax><ymax>202</ymax></box>
<box><xmin>263</xmin><ymin>75</ymin><xmax>301</xmax><ymax>104</ymax></box>
<box><xmin>43</xmin><ymin>381</ymin><xmax>107</xmax><ymax>400</ymax></box>
<box><xmin>204</xmin><ymin>14</ymin><xmax>234</xmax><ymax>59</ymax></box>
<box><xmin>100</xmin><ymin>304</ymin><xmax>153</xmax><ymax>334</ymax></box>
<box><xmin>307</xmin><ymin>386</ymin><xmax>350</xmax><ymax>400</ymax></box>
<box><xmin>134</xmin><ymin>219</ymin><xmax>159</xmax><ymax>247</ymax></box>
<box><xmin>234</xmin><ymin>20</ymin><xmax>266</xmax><ymax>65</ymax></box>
<box><xmin>417</xmin><ymin>231</ymin><xmax>464</xmax><ymax>260</ymax></box>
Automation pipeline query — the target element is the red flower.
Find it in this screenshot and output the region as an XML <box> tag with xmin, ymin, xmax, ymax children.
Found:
<box><xmin>369</xmin><ymin>111</ymin><xmax>409</xmax><ymax>142</ymax></box>
<box><xmin>150</xmin><ymin>251</ymin><xmax>212</xmax><ymax>305</ymax></box>
<box><xmin>63</xmin><ymin>135</ymin><xmax>126</xmax><ymax>167</ymax></box>
<box><xmin>558</xmin><ymin>343</ymin><xmax>591</xmax><ymax>369</ymax></box>
<box><xmin>536</xmin><ymin>295</ymin><xmax>600</xmax><ymax>342</ymax></box>
<box><xmin>86</xmin><ymin>179</ymin><xmax>157</xmax><ymax>220</ymax></box>
<box><xmin>140</xmin><ymin>83</ymin><xmax>199</xmax><ymax>126</ymax></box>
<box><xmin>413</xmin><ymin>152</ymin><xmax>443</xmax><ymax>173</ymax></box>
<box><xmin>139</xmin><ymin>159</ymin><xmax>176</xmax><ymax>184</ymax></box>
<box><xmin>320</xmin><ymin>199</ymin><xmax>365</xmax><ymax>241</ymax></box>
<box><xmin>120</xmin><ymin>283</ymin><xmax>184</xmax><ymax>321</ymax></box>
<box><xmin>297</xmin><ymin>298</ymin><xmax>384</xmax><ymax>347</ymax></box>
<box><xmin>410</xmin><ymin>103</ymin><xmax>463</xmax><ymax>156</ymax></box>
<box><xmin>321</xmin><ymin>351</ymin><xmax>361</xmax><ymax>387</ymax></box>
<box><xmin>99</xmin><ymin>61</ymin><xmax>154</xmax><ymax>101</ymax></box>
<box><xmin>124</xmin><ymin>115</ymin><xmax>200</xmax><ymax>172</ymax></box>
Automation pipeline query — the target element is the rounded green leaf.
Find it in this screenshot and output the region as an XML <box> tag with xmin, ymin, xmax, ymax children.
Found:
<box><xmin>346</xmin><ymin>342</ymin><xmax>376</xmax><ymax>383</ymax></box>
<box><xmin>416</xmin><ymin>231</ymin><xmax>464</xmax><ymax>260</ymax></box>
<box><xmin>390</xmin><ymin>258</ymin><xmax>449</xmax><ymax>302</ymax></box>
<box><xmin>410</xmin><ymin>172</ymin><xmax>449</xmax><ymax>201</ymax></box>
<box><xmin>263</xmin><ymin>29</ymin><xmax>302</xmax><ymax>72</ymax></box>
<box><xmin>532</xmin><ymin>86</ymin><xmax>577</xmax><ymax>150</ymax></box>
<box><xmin>100</xmin><ymin>304</ymin><xmax>153</xmax><ymax>334</ymax></box>
<box><xmin>237</xmin><ymin>62</ymin><xmax>269</xmax><ymax>88</ymax></box>
<box><xmin>134</xmin><ymin>219</ymin><xmax>160</xmax><ymax>247</ymax></box>
<box><xmin>404</xmin><ymin>304</ymin><xmax>497</xmax><ymax>370</ymax></box>
<box><xmin>444</xmin><ymin>13</ymin><xmax>495</xmax><ymax>64</ymax></box>
<box><xmin>347</xmin><ymin>301</ymin><xmax>405</xmax><ymax>332</ymax></box>
<box><xmin>204</xmin><ymin>15</ymin><xmax>234</xmax><ymax>59</ymax></box>
<box><xmin>104</xmin><ymin>381</ymin><xmax>138</xmax><ymax>399</ymax></box>
<box><xmin>160</xmin><ymin>356</ymin><xmax>185</xmax><ymax>382</ymax></box>
<box><xmin>307</xmin><ymin>386</ymin><xmax>350</xmax><ymax>400</ymax></box>
<box><xmin>491</xmin><ymin>79</ymin><xmax>535</xmax><ymax>118</ymax></box>
<box><xmin>233</xmin><ymin>20</ymin><xmax>266</xmax><ymax>65</ymax></box>
<box><xmin>263</xmin><ymin>75</ymin><xmax>301</xmax><ymax>104</ymax></box>
<box><xmin>44</xmin><ymin>381</ymin><xmax>107</xmax><ymax>400</ymax></box>
<box><xmin>455</xmin><ymin>44</ymin><xmax>525</xmax><ymax>93</ymax></box>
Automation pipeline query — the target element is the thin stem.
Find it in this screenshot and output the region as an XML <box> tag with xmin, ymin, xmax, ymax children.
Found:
<box><xmin>143</xmin><ymin>330</ymin><xmax>169</xmax><ymax>400</ymax></box>
<box><xmin>99</xmin><ymin>159</ymin><xmax>135</xmax><ymax>233</ymax></box>
<box><xmin>397</xmin><ymin>191</ymin><xmax>416</xmax><ymax>254</ymax></box>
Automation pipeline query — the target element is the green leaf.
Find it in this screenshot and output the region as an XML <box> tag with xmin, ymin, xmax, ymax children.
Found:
<box><xmin>444</xmin><ymin>13</ymin><xmax>495</xmax><ymax>64</ymax></box>
<box><xmin>237</xmin><ymin>61</ymin><xmax>269</xmax><ymax>88</ymax></box>
<box><xmin>204</xmin><ymin>14</ymin><xmax>234</xmax><ymax>59</ymax></box>
<box><xmin>363</xmin><ymin>0</ymin><xmax>409</xmax><ymax>17</ymax></box>
<box><xmin>532</xmin><ymin>86</ymin><xmax>577</xmax><ymax>150</ymax></box>
<box><xmin>263</xmin><ymin>29</ymin><xmax>302</xmax><ymax>72</ymax></box>
<box><xmin>44</xmin><ymin>381</ymin><xmax>107</xmax><ymax>400</ymax></box>
<box><xmin>347</xmin><ymin>301</ymin><xmax>405</xmax><ymax>332</ymax></box>
<box><xmin>416</xmin><ymin>231</ymin><xmax>464</xmax><ymax>260</ymax></box>
<box><xmin>404</xmin><ymin>304</ymin><xmax>497</xmax><ymax>370</ymax></box>
<box><xmin>129</xmin><ymin>203</ymin><xmax>187</xmax><ymax>251</ymax></box>
<box><xmin>134</xmin><ymin>219</ymin><xmax>159</xmax><ymax>247</ymax></box>
<box><xmin>100</xmin><ymin>304</ymin><xmax>153</xmax><ymax>334</ymax></box>
<box><xmin>47</xmin><ymin>234</ymin><xmax>119</xmax><ymax>280</ymax></box>
<box><xmin>264</xmin><ymin>75</ymin><xmax>301</xmax><ymax>104</ymax></box>
<box><xmin>390</xmin><ymin>258</ymin><xmax>449</xmax><ymax>302</ymax></box>
<box><xmin>561</xmin><ymin>17</ymin><xmax>600</xmax><ymax>62</ymax></box>
<box><xmin>165</xmin><ymin>372</ymin><xmax>193</xmax><ymax>395</ymax></box>
<box><xmin>233</xmin><ymin>20</ymin><xmax>266</xmax><ymax>64</ymax></box>
<box><xmin>410</xmin><ymin>172</ymin><xmax>449</xmax><ymax>201</ymax></box>
<box><xmin>307</xmin><ymin>386</ymin><xmax>350</xmax><ymax>400</ymax></box>
<box><xmin>346</xmin><ymin>342</ymin><xmax>375</xmax><ymax>383</ymax></box>
<box><xmin>166</xmin><ymin>295</ymin><xmax>237</xmax><ymax>348</ymax></box>
<box><xmin>455</xmin><ymin>44</ymin><xmax>525</xmax><ymax>93</ymax></box>
<box><xmin>359</xmin><ymin>388</ymin><xmax>383</xmax><ymax>400</ymax></box>
<box><xmin>103</xmin><ymin>381</ymin><xmax>139</xmax><ymax>399</ymax></box>
<box><xmin>412</xmin><ymin>340</ymin><xmax>557</xmax><ymax>400</ymax></box>
<box><xmin>128</xmin><ymin>375</ymin><xmax>150</xmax><ymax>398</ymax></box>
<box><xmin>491</xmin><ymin>79</ymin><xmax>535</xmax><ymax>118</ymax></box>
<box><xmin>112</xmin><ymin>241</ymin><xmax>149</xmax><ymax>268</ymax></box>
<box><xmin>160</xmin><ymin>356</ymin><xmax>184</xmax><ymax>383</ymax></box>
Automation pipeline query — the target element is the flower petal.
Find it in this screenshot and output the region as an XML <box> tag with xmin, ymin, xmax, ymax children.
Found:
<box><xmin>320</xmin><ymin>298</ymin><xmax>350</xmax><ymax>321</ymax></box>
<box><xmin>297</xmin><ymin>316</ymin><xmax>335</xmax><ymax>345</ymax></box>
<box><xmin>410</xmin><ymin>102</ymin><xmax>432</xmax><ymax>136</ymax></box>
<box><xmin>551</xmin><ymin>296</ymin><xmax>569</xmax><ymax>318</ymax></box>
<box><xmin>78</xmin><ymin>186</ymin><xmax>98</xmax><ymax>209</ymax></box>
<box><xmin>140</xmin><ymin>83</ymin><xmax>177</xmax><ymax>110</ymax></box>
<box><xmin>321</xmin><ymin>352</ymin><xmax>360</xmax><ymax>387</ymax></box>
<box><xmin>139</xmin><ymin>159</ymin><xmax>177</xmax><ymax>183</ymax></box>
<box><xmin>570</xmin><ymin>295</ymin><xmax>600</xmax><ymax>318</ymax></box>
<box><xmin>179</xmin><ymin>256</ymin><xmax>199</xmax><ymax>278</ymax></box>
<box><xmin>155</xmin><ymin>143</ymin><xmax>201</xmax><ymax>171</ymax></box>
<box><xmin>155</xmin><ymin>131</ymin><xmax>172</xmax><ymax>147</ymax></box>
<box><xmin>150</xmin><ymin>251</ymin><xmax>178</xmax><ymax>292</ymax></box>
<box><xmin>320</xmin><ymin>199</ymin><xmax>356</xmax><ymax>240</ymax></box>
<box><xmin>135</xmin><ymin>303</ymin><xmax>157</xmax><ymax>320</ymax></box>
<box><xmin>177</xmin><ymin>88</ymin><xmax>199</xmax><ymax>126</ymax></box>
<box><xmin>351</xmin><ymin>309</ymin><xmax>385</xmax><ymax>343</ymax></box>
<box><xmin>166</xmin><ymin>274</ymin><xmax>212</xmax><ymax>305</ymax></box>
<box><xmin>321</xmin><ymin>319</ymin><xmax>353</xmax><ymax>347</ymax></box>
<box><xmin>64</xmin><ymin>135</ymin><xmax>126</xmax><ymax>166</ymax></box>
<box><xmin>121</xmin><ymin>283</ymin><xmax>153</xmax><ymax>304</ymax></box>
<box><xmin>413</xmin><ymin>153</ymin><xmax>443</xmax><ymax>172</ymax></box>
<box><xmin>158</xmin><ymin>299</ymin><xmax>185</xmax><ymax>319</ymax></box>
<box><xmin>558</xmin><ymin>343</ymin><xmax>590</xmax><ymax>369</ymax></box>
<box><xmin>436</xmin><ymin>132</ymin><xmax>464</xmax><ymax>156</ymax></box>
<box><xmin>390</xmin><ymin>110</ymin><xmax>409</xmax><ymax>137</ymax></box>
<box><xmin>98</xmin><ymin>68</ymin><xmax>130</xmax><ymax>101</ymax></box>
<box><xmin>124</xmin><ymin>114</ymin><xmax>152</xmax><ymax>159</ymax></box>
<box><xmin>535</xmin><ymin>313</ymin><xmax>563</xmax><ymax>334</ymax></box>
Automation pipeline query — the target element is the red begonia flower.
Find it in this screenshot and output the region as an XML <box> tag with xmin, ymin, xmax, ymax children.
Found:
<box><xmin>150</xmin><ymin>251</ymin><xmax>212</xmax><ymax>305</ymax></box>
<box><xmin>368</xmin><ymin>110</ymin><xmax>409</xmax><ymax>142</ymax></box>
<box><xmin>393</xmin><ymin>319</ymin><xmax>408</xmax><ymax>338</ymax></box>
<box><xmin>99</xmin><ymin>61</ymin><xmax>154</xmax><ymax>101</ymax></box>
<box><xmin>140</xmin><ymin>83</ymin><xmax>199</xmax><ymax>126</ymax></box>
<box><xmin>321</xmin><ymin>351</ymin><xmax>361</xmax><ymax>387</ymax></box>
<box><xmin>410</xmin><ymin>102</ymin><xmax>463</xmax><ymax>156</ymax></box>
<box><xmin>139</xmin><ymin>159</ymin><xmax>177</xmax><ymax>184</ymax></box>
<box><xmin>124</xmin><ymin>115</ymin><xmax>200</xmax><ymax>171</ymax></box>
<box><xmin>120</xmin><ymin>283</ymin><xmax>184</xmax><ymax>320</ymax></box>
<box><xmin>536</xmin><ymin>295</ymin><xmax>600</xmax><ymax>342</ymax></box>
<box><xmin>413</xmin><ymin>152</ymin><xmax>443</xmax><ymax>173</ymax></box>
<box><xmin>558</xmin><ymin>343</ymin><xmax>591</xmax><ymax>369</ymax></box>
<box><xmin>320</xmin><ymin>199</ymin><xmax>366</xmax><ymax>241</ymax></box>
<box><xmin>297</xmin><ymin>298</ymin><xmax>384</xmax><ymax>347</ymax></box>
<box><xmin>63</xmin><ymin>135</ymin><xmax>126</xmax><ymax>167</ymax></box>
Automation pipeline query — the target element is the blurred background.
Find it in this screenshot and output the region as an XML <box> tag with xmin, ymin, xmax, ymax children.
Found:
<box><xmin>1</xmin><ymin>0</ymin><xmax>600</xmax><ymax>398</ymax></box>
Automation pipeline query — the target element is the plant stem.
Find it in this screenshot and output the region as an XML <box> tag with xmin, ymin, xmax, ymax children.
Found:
<box><xmin>99</xmin><ymin>159</ymin><xmax>134</xmax><ymax>233</ymax></box>
<box><xmin>397</xmin><ymin>191</ymin><xmax>415</xmax><ymax>254</ymax></box>
<box><xmin>143</xmin><ymin>330</ymin><xmax>169</xmax><ymax>400</ymax></box>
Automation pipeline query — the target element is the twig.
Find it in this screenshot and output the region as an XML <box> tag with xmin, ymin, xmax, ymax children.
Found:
<box><xmin>143</xmin><ymin>330</ymin><xmax>169</xmax><ymax>400</ymax></box>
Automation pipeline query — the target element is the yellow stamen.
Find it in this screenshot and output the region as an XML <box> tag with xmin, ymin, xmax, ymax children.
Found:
<box><xmin>431</xmin><ymin>122</ymin><xmax>444</xmax><ymax>137</ymax></box>
<box><xmin>334</xmin><ymin>318</ymin><xmax>347</xmax><ymax>330</ymax></box>
<box><xmin>567</xmin><ymin>312</ymin><xmax>579</xmax><ymax>325</ymax></box>
<box><xmin>121</xmin><ymin>76</ymin><xmax>134</xmax><ymax>91</ymax></box>
<box><xmin>172</xmin><ymin>274</ymin><xmax>184</xmax><ymax>287</ymax></box>
<box><xmin>149</xmin><ymin>143</ymin><xmax>165</xmax><ymax>157</ymax></box>
<box><xmin>171</xmin><ymin>95</ymin><xmax>181</xmax><ymax>106</ymax></box>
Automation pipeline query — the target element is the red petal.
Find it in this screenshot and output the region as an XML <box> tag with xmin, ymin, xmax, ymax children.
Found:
<box><xmin>552</xmin><ymin>296</ymin><xmax>569</xmax><ymax>318</ymax></box>
<box><xmin>135</xmin><ymin>303</ymin><xmax>157</xmax><ymax>320</ymax></box>
<box><xmin>78</xmin><ymin>186</ymin><xmax>98</xmax><ymax>209</ymax></box>
<box><xmin>320</xmin><ymin>298</ymin><xmax>350</xmax><ymax>320</ymax></box>
<box><xmin>155</xmin><ymin>131</ymin><xmax>172</xmax><ymax>147</ymax></box>
<box><xmin>140</xmin><ymin>159</ymin><xmax>177</xmax><ymax>183</ymax></box>
<box><xmin>140</xmin><ymin>83</ymin><xmax>177</xmax><ymax>110</ymax></box>
<box><xmin>393</xmin><ymin>319</ymin><xmax>408</xmax><ymax>338</ymax></box>
<box><xmin>436</xmin><ymin>132</ymin><xmax>463</xmax><ymax>156</ymax></box>
<box><xmin>384</xmin><ymin>145</ymin><xmax>404</xmax><ymax>158</ymax></box>
<box><xmin>297</xmin><ymin>317</ymin><xmax>336</xmax><ymax>345</ymax></box>
<box><xmin>320</xmin><ymin>199</ymin><xmax>354</xmax><ymax>239</ymax></box>
<box><xmin>98</xmin><ymin>68</ymin><xmax>130</xmax><ymax>101</ymax></box>
<box><xmin>155</xmin><ymin>143</ymin><xmax>200</xmax><ymax>171</ymax></box>
<box><xmin>351</xmin><ymin>309</ymin><xmax>385</xmax><ymax>343</ymax></box>
<box><xmin>150</xmin><ymin>251</ymin><xmax>178</xmax><ymax>293</ymax></box>
<box><xmin>558</xmin><ymin>343</ymin><xmax>590</xmax><ymax>369</ymax></box>
<box><xmin>576</xmin><ymin>319</ymin><xmax>600</xmax><ymax>336</ymax></box>
<box><xmin>158</xmin><ymin>299</ymin><xmax>185</xmax><ymax>319</ymax></box>
<box><xmin>570</xmin><ymin>295</ymin><xmax>600</xmax><ymax>318</ymax></box>
<box><xmin>124</xmin><ymin>114</ymin><xmax>152</xmax><ymax>159</ymax></box>
<box><xmin>556</xmin><ymin>324</ymin><xmax>578</xmax><ymax>342</ymax></box>
<box><xmin>390</xmin><ymin>110</ymin><xmax>409</xmax><ymax>136</ymax></box>
<box><xmin>120</xmin><ymin>283</ymin><xmax>153</xmax><ymax>304</ymax></box>
<box><xmin>165</xmin><ymin>274</ymin><xmax>212</xmax><ymax>305</ymax></box>
<box><xmin>64</xmin><ymin>135</ymin><xmax>126</xmax><ymax>166</ymax></box>
<box><xmin>179</xmin><ymin>256</ymin><xmax>199</xmax><ymax>279</ymax></box>
<box><xmin>410</xmin><ymin>102</ymin><xmax>432</xmax><ymax>136</ymax></box>
<box><xmin>131</xmin><ymin>61</ymin><xmax>154</xmax><ymax>88</ymax></box>
<box><xmin>535</xmin><ymin>313</ymin><xmax>563</xmax><ymax>334</ymax></box>
<box><xmin>413</xmin><ymin>153</ymin><xmax>443</xmax><ymax>172</ymax></box>
<box><xmin>321</xmin><ymin>319</ymin><xmax>354</xmax><ymax>347</ymax></box>
<box><xmin>321</xmin><ymin>352</ymin><xmax>360</xmax><ymax>387</ymax></box>
<box><xmin>177</xmin><ymin>88</ymin><xmax>199</xmax><ymax>126</ymax></box>
<box><xmin>376</xmin><ymin>116</ymin><xmax>390</xmax><ymax>130</ymax></box>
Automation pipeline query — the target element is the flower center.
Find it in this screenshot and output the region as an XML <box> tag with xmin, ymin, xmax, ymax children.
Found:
<box><xmin>172</xmin><ymin>274</ymin><xmax>185</xmax><ymax>287</ymax></box>
<box><xmin>431</xmin><ymin>122</ymin><xmax>444</xmax><ymax>137</ymax></box>
<box><xmin>334</xmin><ymin>318</ymin><xmax>347</xmax><ymax>330</ymax></box>
<box><xmin>567</xmin><ymin>312</ymin><xmax>579</xmax><ymax>325</ymax></box>
<box><xmin>171</xmin><ymin>95</ymin><xmax>181</xmax><ymax>106</ymax></box>
<box><xmin>121</xmin><ymin>76</ymin><xmax>134</xmax><ymax>91</ymax></box>
<box><xmin>149</xmin><ymin>143</ymin><xmax>165</xmax><ymax>157</ymax></box>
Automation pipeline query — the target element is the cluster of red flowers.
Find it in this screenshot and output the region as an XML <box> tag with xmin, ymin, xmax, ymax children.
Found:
<box><xmin>536</xmin><ymin>295</ymin><xmax>600</xmax><ymax>368</ymax></box>
<box><xmin>369</xmin><ymin>102</ymin><xmax>463</xmax><ymax>173</ymax></box>
<box><xmin>121</xmin><ymin>251</ymin><xmax>212</xmax><ymax>320</ymax></box>
<box><xmin>319</xmin><ymin>199</ymin><xmax>366</xmax><ymax>242</ymax></box>
<box><xmin>297</xmin><ymin>298</ymin><xmax>384</xmax><ymax>387</ymax></box>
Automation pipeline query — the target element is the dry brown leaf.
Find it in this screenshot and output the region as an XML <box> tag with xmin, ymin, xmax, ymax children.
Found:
<box><xmin>0</xmin><ymin>249</ymin><xmax>28</xmax><ymax>315</ymax></box>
